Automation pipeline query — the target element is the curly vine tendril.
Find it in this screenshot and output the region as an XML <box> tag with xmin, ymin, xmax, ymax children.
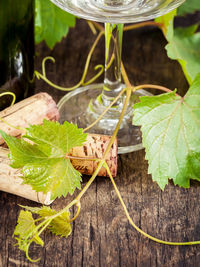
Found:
<box><xmin>0</xmin><ymin>92</ymin><xmax>16</xmax><ymax>126</ymax></box>
<box><xmin>0</xmin><ymin>92</ymin><xmax>26</xmax><ymax>132</ymax></box>
<box><xmin>0</xmin><ymin>92</ymin><xmax>16</xmax><ymax>106</ymax></box>
<box><xmin>34</xmin><ymin>31</ymin><xmax>105</xmax><ymax>92</ymax></box>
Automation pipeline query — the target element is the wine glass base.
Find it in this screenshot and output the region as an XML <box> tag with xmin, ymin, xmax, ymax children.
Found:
<box><xmin>57</xmin><ymin>83</ymin><xmax>152</xmax><ymax>154</ymax></box>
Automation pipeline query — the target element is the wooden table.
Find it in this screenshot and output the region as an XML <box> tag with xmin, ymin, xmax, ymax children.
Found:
<box><xmin>1</xmin><ymin>18</ymin><xmax>200</xmax><ymax>267</ymax></box>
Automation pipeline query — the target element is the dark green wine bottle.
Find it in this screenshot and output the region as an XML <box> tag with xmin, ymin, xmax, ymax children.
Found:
<box><xmin>0</xmin><ymin>0</ymin><xmax>34</xmax><ymax>111</ymax></box>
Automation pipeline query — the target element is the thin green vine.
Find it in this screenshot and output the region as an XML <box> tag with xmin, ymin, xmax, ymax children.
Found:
<box><xmin>104</xmin><ymin>162</ymin><xmax>200</xmax><ymax>246</ymax></box>
<box><xmin>0</xmin><ymin>92</ymin><xmax>26</xmax><ymax>132</ymax></box>
<box><xmin>34</xmin><ymin>31</ymin><xmax>104</xmax><ymax>92</ymax></box>
<box><xmin>133</xmin><ymin>84</ymin><xmax>180</xmax><ymax>96</ymax></box>
<box><xmin>83</xmin><ymin>87</ymin><xmax>126</xmax><ymax>132</ymax></box>
<box><xmin>0</xmin><ymin>92</ymin><xmax>16</xmax><ymax>106</ymax></box>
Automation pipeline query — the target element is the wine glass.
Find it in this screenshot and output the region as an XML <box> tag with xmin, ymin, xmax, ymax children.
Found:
<box><xmin>50</xmin><ymin>0</ymin><xmax>185</xmax><ymax>154</ymax></box>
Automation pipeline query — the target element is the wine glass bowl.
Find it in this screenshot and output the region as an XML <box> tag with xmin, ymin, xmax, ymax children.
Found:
<box><xmin>51</xmin><ymin>0</ymin><xmax>185</xmax><ymax>23</ymax></box>
<box><xmin>51</xmin><ymin>0</ymin><xmax>185</xmax><ymax>153</ymax></box>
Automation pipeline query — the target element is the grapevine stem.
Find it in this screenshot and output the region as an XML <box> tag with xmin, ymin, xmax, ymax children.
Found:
<box><xmin>35</xmin><ymin>32</ymin><xmax>104</xmax><ymax>92</ymax></box>
<box><xmin>49</xmin><ymin>199</ymin><xmax>78</xmax><ymax>219</ymax></box>
<box><xmin>75</xmin><ymin>160</ymin><xmax>105</xmax><ymax>203</ymax></box>
<box><xmin>76</xmin><ymin>71</ymin><xmax>132</xmax><ymax>203</ymax></box>
<box><xmin>27</xmin><ymin>216</ymin><xmax>52</xmax><ymax>240</ymax></box>
<box><xmin>92</xmin><ymin>22</ymin><xmax>104</xmax><ymax>32</ymax></box>
<box><xmin>20</xmin><ymin>199</ymin><xmax>78</xmax><ymax>262</ymax></box>
<box><xmin>69</xmin><ymin>202</ymin><xmax>81</xmax><ymax>222</ymax></box>
<box><xmin>124</xmin><ymin>21</ymin><xmax>164</xmax><ymax>32</ymax></box>
<box><xmin>83</xmin><ymin>65</ymin><xmax>104</xmax><ymax>86</ymax></box>
<box><xmin>87</xmin><ymin>20</ymin><xmax>97</xmax><ymax>35</ymax></box>
<box><xmin>25</xmin><ymin>219</ymin><xmax>52</xmax><ymax>262</ymax></box>
<box><xmin>65</xmin><ymin>154</ymin><xmax>100</xmax><ymax>161</ymax></box>
<box><xmin>83</xmin><ymin>87</ymin><xmax>126</xmax><ymax>132</ymax></box>
<box><xmin>0</xmin><ymin>117</ymin><xmax>26</xmax><ymax>132</ymax></box>
<box><xmin>42</xmin><ymin>56</ymin><xmax>54</xmax><ymax>77</ymax></box>
<box><xmin>92</xmin><ymin>21</ymin><xmax>164</xmax><ymax>33</ymax></box>
<box><xmin>26</xmin><ymin>243</ymin><xmax>40</xmax><ymax>263</ymax></box>
<box><xmin>74</xmin><ymin>30</ymin><xmax>103</xmax><ymax>80</ymax></box>
<box><xmin>37</xmin><ymin>219</ymin><xmax>52</xmax><ymax>237</ymax></box>
<box><xmin>133</xmin><ymin>84</ymin><xmax>180</xmax><ymax>96</ymax></box>
<box><xmin>104</xmin><ymin>162</ymin><xmax>200</xmax><ymax>246</ymax></box>
<box><xmin>27</xmin><ymin>199</ymin><xmax>78</xmax><ymax>242</ymax></box>
<box><xmin>0</xmin><ymin>92</ymin><xmax>23</xmax><ymax>133</ymax></box>
<box><xmin>121</xmin><ymin>62</ymin><xmax>133</xmax><ymax>88</ymax></box>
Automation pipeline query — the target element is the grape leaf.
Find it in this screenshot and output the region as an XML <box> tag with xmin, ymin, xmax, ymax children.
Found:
<box><xmin>21</xmin><ymin>206</ymin><xmax>71</xmax><ymax>238</ymax></box>
<box><xmin>155</xmin><ymin>9</ymin><xmax>176</xmax><ymax>40</ymax></box>
<box><xmin>156</xmin><ymin>10</ymin><xmax>200</xmax><ymax>85</ymax></box>
<box><xmin>24</xmin><ymin>119</ymin><xmax>87</xmax><ymax>155</ymax></box>
<box><xmin>0</xmin><ymin>120</ymin><xmax>87</xmax><ymax>199</ymax></box>
<box><xmin>0</xmin><ymin>134</ymin><xmax>48</xmax><ymax>169</ymax></box>
<box><xmin>22</xmin><ymin>158</ymin><xmax>81</xmax><ymax>200</ymax></box>
<box><xmin>165</xmin><ymin>26</ymin><xmax>200</xmax><ymax>85</ymax></box>
<box><xmin>133</xmin><ymin>74</ymin><xmax>200</xmax><ymax>190</ymax></box>
<box><xmin>178</xmin><ymin>0</ymin><xmax>200</xmax><ymax>16</ymax></box>
<box><xmin>187</xmin><ymin>151</ymin><xmax>200</xmax><ymax>179</ymax></box>
<box><xmin>14</xmin><ymin>206</ymin><xmax>71</xmax><ymax>260</ymax></box>
<box><xmin>35</xmin><ymin>0</ymin><xmax>76</xmax><ymax>49</ymax></box>
<box><xmin>14</xmin><ymin>210</ymin><xmax>44</xmax><ymax>253</ymax></box>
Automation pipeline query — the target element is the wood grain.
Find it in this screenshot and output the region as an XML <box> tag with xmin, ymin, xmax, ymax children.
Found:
<box><xmin>1</xmin><ymin>19</ymin><xmax>200</xmax><ymax>267</ymax></box>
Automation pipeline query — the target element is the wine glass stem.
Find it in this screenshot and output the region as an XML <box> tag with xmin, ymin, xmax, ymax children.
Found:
<box><xmin>102</xmin><ymin>23</ymin><xmax>124</xmax><ymax>103</ymax></box>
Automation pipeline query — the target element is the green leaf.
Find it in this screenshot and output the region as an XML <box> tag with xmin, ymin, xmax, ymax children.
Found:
<box><xmin>35</xmin><ymin>0</ymin><xmax>76</xmax><ymax>49</ymax></box>
<box><xmin>165</xmin><ymin>26</ymin><xmax>200</xmax><ymax>85</ymax></box>
<box><xmin>22</xmin><ymin>158</ymin><xmax>82</xmax><ymax>200</ymax></box>
<box><xmin>133</xmin><ymin>74</ymin><xmax>200</xmax><ymax>190</ymax></box>
<box><xmin>0</xmin><ymin>130</ymin><xmax>47</xmax><ymax>168</ymax></box>
<box><xmin>14</xmin><ymin>206</ymin><xmax>71</xmax><ymax>260</ymax></box>
<box><xmin>178</xmin><ymin>0</ymin><xmax>200</xmax><ymax>15</ymax></box>
<box><xmin>0</xmin><ymin>120</ymin><xmax>87</xmax><ymax>199</ymax></box>
<box><xmin>14</xmin><ymin>210</ymin><xmax>44</xmax><ymax>253</ymax></box>
<box><xmin>24</xmin><ymin>120</ymin><xmax>87</xmax><ymax>155</ymax></box>
<box><xmin>155</xmin><ymin>9</ymin><xmax>176</xmax><ymax>41</ymax></box>
<box><xmin>156</xmin><ymin>8</ymin><xmax>200</xmax><ymax>85</ymax></box>
<box><xmin>21</xmin><ymin>206</ymin><xmax>71</xmax><ymax>238</ymax></box>
<box><xmin>187</xmin><ymin>151</ymin><xmax>200</xmax><ymax>179</ymax></box>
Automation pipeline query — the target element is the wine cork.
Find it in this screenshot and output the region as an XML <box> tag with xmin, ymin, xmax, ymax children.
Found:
<box><xmin>0</xmin><ymin>92</ymin><xmax>59</xmax><ymax>145</ymax></box>
<box><xmin>70</xmin><ymin>133</ymin><xmax>118</xmax><ymax>177</ymax></box>
<box><xmin>0</xmin><ymin>148</ymin><xmax>53</xmax><ymax>205</ymax></box>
